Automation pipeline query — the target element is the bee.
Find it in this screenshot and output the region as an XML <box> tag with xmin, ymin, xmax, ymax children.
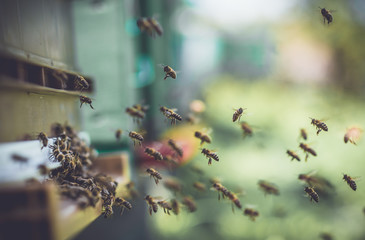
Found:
<box><xmin>126</xmin><ymin>107</ymin><xmax>145</xmax><ymax>123</ymax></box>
<box><xmin>201</xmin><ymin>148</ymin><xmax>219</xmax><ymax>165</ymax></box>
<box><xmin>136</xmin><ymin>17</ymin><xmax>153</xmax><ymax>37</ymax></box>
<box><xmin>36</xmin><ymin>132</ymin><xmax>48</xmax><ymax>149</ymax></box>
<box><xmin>160</xmin><ymin>65</ymin><xmax>177</xmax><ymax>80</ymax></box>
<box><xmin>185</xmin><ymin>114</ymin><xmax>199</xmax><ymax>125</ymax></box>
<box><xmin>258</xmin><ymin>180</ymin><xmax>280</xmax><ymax>196</ymax></box>
<box><xmin>163</xmin><ymin>178</ymin><xmax>182</xmax><ymax>194</ymax></box>
<box><xmin>114</xmin><ymin>197</ymin><xmax>132</xmax><ymax>215</ymax></box>
<box><xmin>146</xmin><ymin>168</ymin><xmax>162</xmax><ymax>184</ymax></box>
<box><xmin>132</xmin><ymin>104</ymin><xmax>149</xmax><ymax>113</ymax></box>
<box><xmin>74</xmin><ymin>75</ymin><xmax>89</xmax><ymax>92</ymax></box>
<box><xmin>300</xmin><ymin>128</ymin><xmax>308</xmax><ymax>141</ymax></box>
<box><xmin>298</xmin><ymin>172</ymin><xmax>334</xmax><ymax>192</ymax></box>
<box><xmin>144</xmin><ymin>195</ymin><xmax>158</xmax><ymax>215</ymax></box>
<box><xmin>160</xmin><ymin>106</ymin><xmax>182</xmax><ymax>124</ymax></box>
<box><xmin>212</xmin><ymin>182</ymin><xmax>229</xmax><ymax>200</ymax></box>
<box><xmin>51</xmin><ymin>123</ymin><xmax>65</xmax><ymax>137</ymax></box>
<box><xmin>232</xmin><ymin>107</ymin><xmax>246</xmax><ymax>122</ymax></box>
<box><xmin>38</xmin><ymin>164</ymin><xmax>50</xmax><ymax>177</ymax></box>
<box><xmin>226</xmin><ymin>191</ymin><xmax>242</xmax><ymax>212</ymax></box>
<box><xmin>11</xmin><ymin>153</ymin><xmax>28</xmax><ymax>163</ymax></box>
<box><xmin>343</xmin><ymin>174</ymin><xmax>357</xmax><ymax>191</ymax></box>
<box><xmin>115</xmin><ymin>129</ymin><xmax>122</xmax><ymax>141</ymax></box>
<box><xmin>241</xmin><ymin>122</ymin><xmax>253</xmax><ymax>137</ymax></box>
<box><xmin>79</xmin><ymin>95</ymin><xmax>94</xmax><ymax>109</ymax></box>
<box><xmin>147</xmin><ymin>17</ymin><xmax>163</xmax><ymax>36</ymax></box>
<box><xmin>310</xmin><ymin>118</ymin><xmax>328</xmax><ymax>135</ymax></box>
<box><xmin>319</xmin><ymin>7</ymin><xmax>333</xmax><ymax>25</ymax></box>
<box><xmin>162</xmin><ymin>154</ymin><xmax>179</xmax><ymax>166</ymax></box>
<box><xmin>125</xmin><ymin>181</ymin><xmax>139</xmax><ymax>199</ymax></box>
<box><xmin>319</xmin><ymin>233</ymin><xmax>333</xmax><ymax>240</ymax></box>
<box><xmin>193</xmin><ymin>181</ymin><xmax>206</xmax><ymax>192</ymax></box>
<box><xmin>128</xmin><ymin>131</ymin><xmax>144</xmax><ymax>146</ymax></box>
<box><xmin>194</xmin><ymin>131</ymin><xmax>211</xmax><ymax>145</ymax></box>
<box><xmin>157</xmin><ymin>201</ymin><xmax>172</xmax><ymax>215</ymax></box>
<box><xmin>145</xmin><ymin>147</ymin><xmax>163</xmax><ymax>161</ymax></box>
<box><xmin>287</xmin><ymin>150</ymin><xmax>301</xmax><ymax>162</ymax></box>
<box><xmin>299</xmin><ymin>143</ymin><xmax>317</xmax><ymax>162</ymax></box>
<box><xmin>244</xmin><ymin>208</ymin><xmax>259</xmax><ymax>221</ymax></box>
<box><xmin>344</xmin><ymin>127</ymin><xmax>362</xmax><ymax>145</ymax></box>
<box><xmin>167</xmin><ymin>139</ymin><xmax>183</xmax><ymax>158</ymax></box>
<box><xmin>103</xmin><ymin>205</ymin><xmax>113</xmax><ymax>218</ymax></box>
<box><xmin>182</xmin><ymin>196</ymin><xmax>197</xmax><ymax>212</ymax></box>
<box><xmin>304</xmin><ymin>187</ymin><xmax>319</xmax><ymax>203</ymax></box>
<box><xmin>171</xmin><ymin>199</ymin><xmax>180</xmax><ymax>215</ymax></box>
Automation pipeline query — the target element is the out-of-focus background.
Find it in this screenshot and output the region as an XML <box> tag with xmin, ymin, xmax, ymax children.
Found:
<box><xmin>1</xmin><ymin>0</ymin><xmax>365</xmax><ymax>239</ymax></box>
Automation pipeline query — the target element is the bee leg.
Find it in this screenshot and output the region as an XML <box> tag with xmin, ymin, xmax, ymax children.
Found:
<box><xmin>80</xmin><ymin>102</ymin><xmax>83</xmax><ymax>108</ymax></box>
<box><xmin>231</xmin><ymin>203</ymin><xmax>235</xmax><ymax>213</ymax></box>
<box><xmin>208</xmin><ymin>158</ymin><xmax>212</xmax><ymax>165</ymax></box>
<box><xmin>155</xmin><ymin>178</ymin><xmax>159</xmax><ymax>185</ymax></box>
<box><xmin>89</xmin><ymin>104</ymin><xmax>94</xmax><ymax>109</ymax></box>
<box><xmin>167</xmin><ymin>210</ymin><xmax>170</xmax><ymax>215</ymax></box>
<box><xmin>305</xmin><ymin>154</ymin><xmax>308</xmax><ymax>162</ymax></box>
<box><xmin>120</xmin><ymin>207</ymin><xmax>125</xmax><ymax>216</ymax></box>
<box><xmin>149</xmin><ymin>206</ymin><xmax>152</xmax><ymax>215</ymax></box>
<box><xmin>218</xmin><ymin>193</ymin><xmax>220</xmax><ymax>201</ymax></box>
<box><xmin>163</xmin><ymin>208</ymin><xmax>166</xmax><ymax>214</ymax></box>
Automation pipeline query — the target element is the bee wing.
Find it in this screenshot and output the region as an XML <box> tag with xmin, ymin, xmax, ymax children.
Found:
<box><xmin>306</xmin><ymin>170</ymin><xmax>318</xmax><ymax>176</ymax></box>
<box><xmin>158</xmin><ymin>64</ymin><xmax>166</xmax><ymax>68</ymax></box>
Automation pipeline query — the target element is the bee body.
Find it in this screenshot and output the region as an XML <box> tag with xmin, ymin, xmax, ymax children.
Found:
<box><xmin>146</xmin><ymin>168</ymin><xmax>162</xmax><ymax>184</ymax></box>
<box><xmin>258</xmin><ymin>180</ymin><xmax>280</xmax><ymax>196</ymax></box>
<box><xmin>201</xmin><ymin>148</ymin><xmax>219</xmax><ymax>165</ymax></box>
<box><xmin>182</xmin><ymin>196</ymin><xmax>197</xmax><ymax>212</ymax></box>
<box><xmin>299</xmin><ymin>143</ymin><xmax>317</xmax><ymax>161</ymax></box>
<box><xmin>232</xmin><ymin>107</ymin><xmax>245</xmax><ymax>122</ymax></box>
<box><xmin>319</xmin><ymin>7</ymin><xmax>333</xmax><ymax>25</ymax></box>
<box><xmin>80</xmin><ymin>95</ymin><xmax>94</xmax><ymax>109</ymax></box>
<box><xmin>168</xmin><ymin>139</ymin><xmax>183</xmax><ymax>157</ymax></box>
<box><xmin>145</xmin><ymin>195</ymin><xmax>158</xmax><ymax>215</ymax></box>
<box><xmin>74</xmin><ymin>75</ymin><xmax>89</xmax><ymax>92</ymax></box>
<box><xmin>160</xmin><ymin>106</ymin><xmax>182</xmax><ymax>124</ymax></box>
<box><xmin>157</xmin><ymin>201</ymin><xmax>172</xmax><ymax>215</ymax></box>
<box><xmin>145</xmin><ymin>147</ymin><xmax>163</xmax><ymax>161</ymax></box>
<box><xmin>300</xmin><ymin>128</ymin><xmax>308</xmax><ymax>140</ymax></box>
<box><xmin>304</xmin><ymin>187</ymin><xmax>319</xmax><ymax>202</ymax></box>
<box><xmin>115</xmin><ymin>129</ymin><xmax>122</xmax><ymax>141</ymax></box>
<box><xmin>171</xmin><ymin>199</ymin><xmax>180</xmax><ymax>215</ymax></box>
<box><xmin>126</xmin><ymin>107</ymin><xmax>145</xmax><ymax>123</ymax></box>
<box><xmin>147</xmin><ymin>18</ymin><xmax>163</xmax><ymax>36</ymax></box>
<box><xmin>310</xmin><ymin>118</ymin><xmax>328</xmax><ymax>135</ymax></box>
<box><xmin>193</xmin><ymin>182</ymin><xmax>206</xmax><ymax>192</ymax></box>
<box><xmin>343</xmin><ymin>174</ymin><xmax>357</xmax><ymax>191</ymax></box>
<box><xmin>114</xmin><ymin>197</ymin><xmax>132</xmax><ymax>215</ymax></box>
<box><xmin>194</xmin><ymin>131</ymin><xmax>211</xmax><ymax>145</ymax></box>
<box><xmin>128</xmin><ymin>131</ymin><xmax>144</xmax><ymax>146</ymax></box>
<box><xmin>241</xmin><ymin>122</ymin><xmax>253</xmax><ymax>136</ymax></box>
<box><xmin>137</xmin><ymin>17</ymin><xmax>163</xmax><ymax>37</ymax></box>
<box><xmin>162</xmin><ymin>65</ymin><xmax>177</xmax><ymax>80</ymax></box>
<box><xmin>38</xmin><ymin>132</ymin><xmax>48</xmax><ymax>149</ymax></box>
<box><xmin>287</xmin><ymin>150</ymin><xmax>301</xmax><ymax>162</ymax></box>
<box><xmin>244</xmin><ymin>208</ymin><xmax>259</xmax><ymax>221</ymax></box>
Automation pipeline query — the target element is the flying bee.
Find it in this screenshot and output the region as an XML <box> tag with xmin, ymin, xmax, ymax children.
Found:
<box><xmin>212</xmin><ymin>182</ymin><xmax>229</xmax><ymax>200</ymax></box>
<box><xmin>185</xmin><ymin>114</ymin><xmax>199</xmax><ymax>125</ymax></box>
<box><xmin>38</xmin><ymin>164</ymin><xmax>50</xmax><ymax>177</ymax></box>
<box><xmin>344</xmin><ymin>127</ymin><xmax>362</xmax><ymax>145</ymax></box>
<box><xmin>132</xmin><ymin>103</ymin><xmax>149</xmax><ymax>113</ymax></box>
<box><xmin>304</xmin><ymin>187</ymin><xmax>319</xmax><ymax>203</ymax></box>
<box><xmin>144</xmin><ymin>195</ymin><xmax>158</xmax><ymax>215</ymax></box>
<box><xmin>160</xmin><ymin>106</ymin><xmax>182</xmax><ymax>124</ymax></box>
<box><xmin>287</xmin><ymin>150</ymin><xmax>301</xmax><ymax>162</ymax></box>
<box><xmin>115</xmin><ymin>129</ymin><xmax>122</xmax><ymax>141</ymax></box>
<box><xmin>74</xmin><ymin>75</ymin><xmax>89</xmax><ymax>92</ymax></box>
<box><xmin>182</xmin><ymin>196</ymin><xmax>197</xmax><ymax>212</ymax></box>
<box><xmin>298</xmin><ymin>172</ymin><xmax>334</xmax><ymax>192</ymax></box>
<box><xmin>319</xmin><ymin>233</ymin><xmax>333</xmax><ymax>240</ymax></box>
<box><xmin>241</xmin><ymin>122</ymin><xmax>253</xmax><ymax>137</ymax></box>
<box><xmin>310</xmin><ymin>118</ymin><xmax>328</xmax><ymax>135</ymax></box>
<box><xmin>319</xmin><ymin>7</ymin><xmax>333</xmax><ymax>25</ymax></box>
<box><xmin>37</xmin><ymin>132</ymin><xmax>48</xmax><ymax>149</ymax></box>
<box><xmin>258</xmin><ymin>180</ymin><xmax>280</xmax><ymax>196</ymax></box>
<box><xmin>244</xmin><ymin>208</ymin><xmax>259</xmax><ymax>221</ymax></box>
<box><xmin>170</xmin><ymin>199</ymin><xmax>180</xmax><ymax>215</ymax></box>
<box><xmin>147</xmin><ymin>17</ymin><xmax>163</xmax><ymax>36</ymax></box>
<box><xmin>232</xmin><ymin>107</ymin><xmax>246</xmax><ymax>122</ymax></box>
<box><xmin>157</xmin><ymin>201</ymin><xmax>172</xmax><ymax>215</ymax></box>
<box><xmin>137</xmin><ymin>17</ymin><xmax>153</xmax><ymax>36</ymax></box>
<box><xmin>79</xmin><ymin>95</ymin><xmax>94</xmax><ymax>109</ymax></box>
<box><xmin>11</xmin><ymin>153</ymin><xmax>28</xmax><ymax>163</ymax></box>
<box><xmin>193</xmin><ymin>181</ymin><xmax>206</xmax><ymax>192</ymax></box>
<box><xmin>159</xmin><ymin>65</ymin><xmax>177</xmax><ymax>80</ymax></box>
<box><xmin>194</xmin><ymin>131</ymin><xmax>211</xmax><ymax>145</ymax></box>
<box><xmin>163</xmin><ymin>178</ymin><xmax>182</xmax><ymax>195</ymax></box>
<box><xmin>145</xmin><ymin>147</ymin><xmax>163</xmax><ymax>161</ymax></box>
<box><xmin>299</xmin><ymin>143</ymin><xmax>317</xmax><ymax>162</ymax></box>
<box><xmin>343</xmin><ymin>174</ymin><xmax>357</xmax><ymax>191</ymax></box>
<box><xmin>128</xmin><ymin>131</ymin><xmax>144</xmax><ymax>146</ymax></box>
<box><xmin>114</xmin><ymin>197</ymin><xmax>132</xmax><ymax>215</ymax></box>
<box><xmin>146</xmin><ymin>168</ymin><xmax>162</xmax><ymax>185</ymax></box>
<box><xmin>125</xmin><ymin>181</ymin><xmax>139</xmax><ymax>199</ymax></box>
<box><xmin>126</xmin><ymin>107</ymin><xmax>145</xmax><ymax>123</ymax></box>
<box><xmin>226</xmin><ymin>191</ymin><xmax>242</xmax><ymax>212</ymax></box>
<box><xmin>201</xmin><ymin>148</ymin><xmax>219</xmax><ymax>165</ymax></box>
<box><xmin>300</xmin><ymin>128</ymin><xmax>308</xmax><ymax>141</ymax></box>
<box><xmin>167</xmin><ymin>139</ymin><xmax>183</xmax><ymax>158</ymax></box>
